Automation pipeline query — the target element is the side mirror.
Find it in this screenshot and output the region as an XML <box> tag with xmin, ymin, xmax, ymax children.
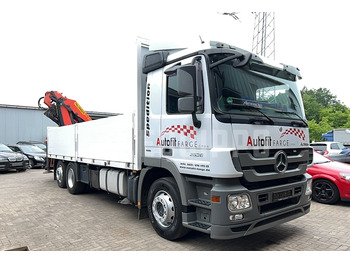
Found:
<box><xmin>177</xmin><ymin>65</ymin><xmax>196</xmax><ymax>113</ymax></box>
<box><xmin>177</xmin><ymin>65</ymin><xmax>196</xmax><ymax>96</ymax></box>
<box><xmin>178</xmin><ymin>97</ymin><xmax>194</xmax><ymax>113</ymax></box>
<box><xmin>165</xmin><ymin>63</ymin><xmax>201</xmax><ymax>128</ymax></box>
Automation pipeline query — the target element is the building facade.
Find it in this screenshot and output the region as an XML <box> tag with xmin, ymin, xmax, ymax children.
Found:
<box><xmin>0</xmin><ymin>104</ymin><xmax>114</xmax><ymax>146</ymax></box>
<box><xmin>0</xmin><ymin>104</ymin><xmax>56</xmax><ymax>146</ymax></box>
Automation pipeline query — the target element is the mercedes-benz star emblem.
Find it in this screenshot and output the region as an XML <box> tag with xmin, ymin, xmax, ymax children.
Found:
<box><xmin>274</xmin><ymin>151</ymin><xmax>288</xmax><ymax>173</ymax></box>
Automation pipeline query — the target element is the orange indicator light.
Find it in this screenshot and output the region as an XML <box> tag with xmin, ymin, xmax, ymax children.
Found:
<box><xmin>211</xmin><ymin>195</ymin><xmax>221</xmax><ymax>203</ymax></box>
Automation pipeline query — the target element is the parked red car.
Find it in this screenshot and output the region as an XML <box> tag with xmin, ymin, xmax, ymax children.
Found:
<box><xmin>307</xmin><ymin>151</ymin><xmax>350</xmax><ymax>204</ymax></box>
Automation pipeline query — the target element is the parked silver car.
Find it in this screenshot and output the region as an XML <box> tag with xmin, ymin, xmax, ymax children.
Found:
<box><xmin>310</xmin><ymin>142</ymin><xmax>347</xmax><ymax>156</ymax></box>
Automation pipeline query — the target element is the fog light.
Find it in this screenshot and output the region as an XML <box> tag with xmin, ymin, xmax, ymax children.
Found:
<box><xmin>230</xmin><ymin>214</ymin><xmax>244</xmax><ymax>221</ymax></box>
<box><xmin>227</xmin><ymin>194</ymin><xmax>251</xmax><ymax>212</ymax></box>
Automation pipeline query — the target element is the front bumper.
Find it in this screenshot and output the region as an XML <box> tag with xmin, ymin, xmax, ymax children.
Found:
<box><xmin>210</xmin><ymin>202</ymin><xmax>310</xmax><ymax>239</ymax></box>
<box><xmin>210</xmin><ymin>175</ymin><xmax>311</xmax><ymax>239</ymax></box>
<box><xmin>182</xmin><ymin>174</ymin><xmax>312</xmax><ymax>240</ymax></box>
<box><xmin>0</xmin><ymin>160</ymin><xmax>29</xmax><ymax>171</ymax></box>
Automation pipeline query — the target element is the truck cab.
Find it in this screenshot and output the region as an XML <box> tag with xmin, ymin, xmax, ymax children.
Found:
<box><xmin>141</xmin><ymin>40</ymin><xmax>313</xmax><ymax>239</ymax></box>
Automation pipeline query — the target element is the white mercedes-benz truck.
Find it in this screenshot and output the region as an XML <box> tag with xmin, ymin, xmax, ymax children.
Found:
<box><xmin>46</xmin><ymin>37</ymin><xmax>313</xmax><ymax>240</ymax></box>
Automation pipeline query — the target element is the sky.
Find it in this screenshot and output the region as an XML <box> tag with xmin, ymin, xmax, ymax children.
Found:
<box><xmin>1</xmin><ymin>0</ymin><xmax>350</xmax><ymax>113</ymax></box>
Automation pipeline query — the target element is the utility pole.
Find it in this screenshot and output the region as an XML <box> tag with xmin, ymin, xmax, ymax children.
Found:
<box><xmin>252</xmin><ymin>12</ymin><xmax>275</xmax><ymax>59</ymax></box>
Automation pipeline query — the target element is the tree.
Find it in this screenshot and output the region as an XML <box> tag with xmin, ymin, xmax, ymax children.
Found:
<box><xmin>301</xmin><ymin>89</ymin><xmax>323</xmax><ymax>122</ymax></box>
<box><xmin>301</xmin><ymin>86</ymin><xmax>350</xmax><ymax>142</ymax></box>
<box><xmin>320</xmin><ymin>107</ymin><xmax>350</xmax><ymax>128</ymax></box>
<box><xmin>308</xmin><ymin>119</ymin><xmax>333</xmax><ymax>142</ymax></box>
<box><xmin>302</xmin><ymin>87</ymin><xmax>339</xmax><ymax>108</ymax></box>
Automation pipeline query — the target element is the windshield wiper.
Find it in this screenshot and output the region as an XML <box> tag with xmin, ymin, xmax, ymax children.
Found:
<box><xmin>227</xmin><ymin>101</ymin><xmax>274</xmax><ymax>125</ymax></box>
<box><xmin>276</xmin><ymin>110</ymin><xmax>308</xmax><ymax>127</ymax></box>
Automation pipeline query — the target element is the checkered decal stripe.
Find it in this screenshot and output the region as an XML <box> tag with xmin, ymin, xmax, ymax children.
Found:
<box><xmin>280</xmin><ymin>128</ymin><xmax>305</xmax><ymax>141</ymax></box>
<box><xmin>160</xmin><ymin>125</ymin><xmax>197</xmax><ymax>139</ymax></box>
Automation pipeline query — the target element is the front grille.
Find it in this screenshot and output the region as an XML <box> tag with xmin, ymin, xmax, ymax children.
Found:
<box><xmin>259</xmin><ymin>196</ymin><xmax>300</xmax><ymax>214</ymax></box>
<box><xmin>235</xmin><ymin>148</ymin><xmax>311</xmax><ymax>183</ymax></box>
<box><xmin>294</xmin><ymin>187</ymin><xmax>302</xmax><ymax>195</ymax></box>
<box><xmin>258</xmin><ymin>193</ymin><xmax>269</xmax><ymax>203</ymax></box>
<box><xmin>256</xmin><ymin>184</ymin><xmax>304</xmax><ymax>214</ymax></box>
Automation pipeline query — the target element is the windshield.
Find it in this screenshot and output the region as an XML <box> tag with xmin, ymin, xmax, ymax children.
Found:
<box><xmin>210</xmin><ymin>54</ymin><xmax>305</xmax><ymax>121</ymax></box>
<box><xmin>0</xmin><ymin>144</ymin><xmax>12</xmax><ymax>152</ymax></box>
<box><xmin>333</xmin><ymin>143</ymin><xmax>346</xmax><ymax>150</ymax></box>
<box><xmin>19</xmin><ymin>145</ymin><xmax>45</xmax><ymax>154</ymax></box>
<box><xmin>34</xmin><ymin>143</ymin><xmax>46</xmax><ymax>150</ymax></box>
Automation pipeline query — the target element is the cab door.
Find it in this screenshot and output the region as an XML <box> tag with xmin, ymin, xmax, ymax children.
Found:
<box><xmin>159</xmin><ymin>56</ymin><xmax>212</xmax><ymax>176</ymax></box>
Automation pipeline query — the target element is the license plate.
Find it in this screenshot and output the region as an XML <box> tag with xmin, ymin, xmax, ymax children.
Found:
<box><xmin>11</xmin><ymin>162</ymin><xmax>22</xmax><ymax>167</ymax></box>
<box><xmin>272</xmin><ymin>190</ymin><xmax>292</xmax><ymax>202</ymax></box>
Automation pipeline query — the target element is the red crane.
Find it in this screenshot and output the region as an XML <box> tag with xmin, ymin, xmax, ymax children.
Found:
<box><xmin>38</xmin><ymin>91</ymin><xmax>92</xmax><ymax>126</ymax></box>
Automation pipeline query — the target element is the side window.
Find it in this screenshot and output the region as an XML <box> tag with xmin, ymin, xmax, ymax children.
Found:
<box><xmin>167</xmin><ymin>75</ymin><xmax>180</xmax><ymax>114</ymax></box>
<box><xmin>166</xmin><ymin>59</ymin><xmax>204</xmax><ymax>114</ymax></box>
<box><xmin>330</xmin><ymin>143</ymin><xmax>339</xmax><ymax>150</ymax></box>
<box><xmin>10</xmin><ymin>146</ymin><xmax>19</xmax><ymax>152</ymax></box>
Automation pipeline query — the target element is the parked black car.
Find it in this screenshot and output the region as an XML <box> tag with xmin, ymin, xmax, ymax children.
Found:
<box><xmin>0</xmin><ymin>143</ymin><xmax>29</xmax><ymax>172</ymax></box>
<box><xmin>9</xmin><ymin>144</ymin><xmax>46</xmax><ymax>169</ymax></box>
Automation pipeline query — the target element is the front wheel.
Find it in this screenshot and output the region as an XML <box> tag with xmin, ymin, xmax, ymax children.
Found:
<box><xmin>312</xmin><ymin>179</ymin><xmax>340</xmax><ymax>204</ymax></box>
<box><xmin>28</xmin><ymin>159</ymin><xmax>34</xmax><ymax>169</ymax></box>
<box><xmin>66</xmin><ymin>162</ymin><xmax>86</xmax><ymax>194</ymax></box>
<box><xmin>147</xmin><ymin>177</ymin><xmax>189</xmax><ymax>240</ymax></box>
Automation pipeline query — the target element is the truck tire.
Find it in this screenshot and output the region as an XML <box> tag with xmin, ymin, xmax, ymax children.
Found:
<box><xmin>147</xmin><ymin>177</ymin><xmax>189</xmax><ymax>240</ymax></box>
<box><xmin>66</xmin><ymin>162</ymin><xmax>86</xmax><ymax>194</ymax></box>
<box><xmin>55</xmin><ymin>161</ymin><xmax>67</xmax><ymax>188</ymax></box>
<box><xmin>312</xmin><ymin>179</ymin><xmax>340</xmax><ymax>204</ymax></box>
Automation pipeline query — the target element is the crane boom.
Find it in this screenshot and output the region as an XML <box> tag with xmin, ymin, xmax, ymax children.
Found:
<box><xmin>38</xmin><ymin>91</ymin><xmax>92</xmax><ymax>126</ymax></box>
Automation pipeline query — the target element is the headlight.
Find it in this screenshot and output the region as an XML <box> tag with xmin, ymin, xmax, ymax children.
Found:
<box><xmin>227</xmin><ymin>194</ymin><xmax>252</xmax><ymax>212</ymax></box>
<box><xmin>340</xmin><ymin>173</ymin><xmax>350</xmax><ymax>181</ymax></box>
<box><xmin>34</xmin><ymin>156</ymin><xmax>44</xmax><ymax>161</ymax></box>
<box><xmin>23</xmin><ymin>155</ymin><xmax>29</xmax><ymax>161</ymax></box>
<box><xmin>305</xmin><ymin>179</ymin><xmax>312</xmax><ymax>196</ymax></box>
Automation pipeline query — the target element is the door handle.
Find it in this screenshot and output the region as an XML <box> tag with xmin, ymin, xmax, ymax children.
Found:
<box><xmin>163</xmin><ymin>148</ymin><xmax>173</xmax><ymax>156</ymax></box>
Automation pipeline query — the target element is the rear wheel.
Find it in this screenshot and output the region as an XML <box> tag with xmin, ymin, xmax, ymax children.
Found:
<box><xmin>66</xmin><ymin>162</ymin><xmax>86</xmax><ymax>194</ymax></box>
<box><xmin>55</xmin><ymin>161</ymin><xmax>67</xmax><ymax>188</ymax></box>
<box><xmin>147</xmin><ymin>177</ymin><xmax>189</xmax><ymax>240</ymax></box>
<box><xmin>312</xmin><ymin>179</ymin><xmax>340</xmax><ymax>204</ymax></box>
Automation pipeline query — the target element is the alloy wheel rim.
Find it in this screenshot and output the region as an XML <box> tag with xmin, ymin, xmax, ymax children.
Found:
<box><xmin>152</xmin><ymin>190</ymin><xmax>175</xmax><ymax>228</ymax></box>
